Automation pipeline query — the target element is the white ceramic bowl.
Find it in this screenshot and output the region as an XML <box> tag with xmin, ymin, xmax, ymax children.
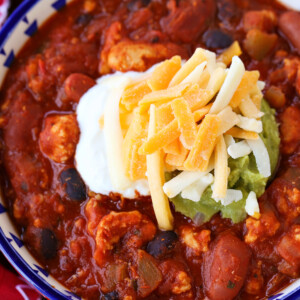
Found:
<box><xmin>0</xmin><ymin>1</ymin><xmax>299</xmax><ymax>299</ymax></box>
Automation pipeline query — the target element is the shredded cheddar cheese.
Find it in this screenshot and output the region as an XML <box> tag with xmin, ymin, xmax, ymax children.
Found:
<box><xmin>99</xmin><ymin>42</ymin><xmax>270</xmax><ymax>229</ymax></box>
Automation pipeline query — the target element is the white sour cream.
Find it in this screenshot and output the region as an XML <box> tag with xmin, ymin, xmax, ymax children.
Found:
<box><xmin>277</xmin><ymin>0</ymin><xmax>300</xmax><ymax>10</ymax></box>
<box><xmin>75</xmin><ymin>71</ymin><xmax>151</xmax><ymax>198</ymax></box>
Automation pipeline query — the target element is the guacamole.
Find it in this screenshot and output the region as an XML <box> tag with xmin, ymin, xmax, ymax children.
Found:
<box><xmin>169</xmin><ymin>99</ymin><xmax>280</xmax><ymax>224</ymax></box>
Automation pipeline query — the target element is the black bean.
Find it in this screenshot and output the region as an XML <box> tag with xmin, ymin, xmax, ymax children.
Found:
<box><xmin>75</xmin><ymin>14</ymin><xmax>92</xmax><ymax>26</ymax></box>
<box><xmin>103</xmin><ymin>291</ymin><xmax>119</xmax><ymax>300</ymax></box>
<box><xmin>203</xmin><ymin>29</ymin><xmax>233</xmax><ymax>49</ymax></box>
<box><xmin>151</xmin><ymin>36</ymin><xmax>159</xmax><ymax>43</ymax></box>
<box><xmin>141</xmin><ymin>0</ymin><xmax>151</xmax><ymax>6</ymax></box>
<box><xmin>40</xmin><ymin>229</ymin><xmax>58</xmax><ymax>260</ymax></box>
<box><xmin>146</xmin><ymin>231</ymin><xmax>178</xmax><ymax>259</ymax></box>
<box><xmin>127</xmin><ymin>0</ymin><xmax>151</xmax><ymax>11</ymax></box>
<box><xmin>60</xmin><ymin>168</ymin><xmax>86</xmax><ymax>201</ymax></box>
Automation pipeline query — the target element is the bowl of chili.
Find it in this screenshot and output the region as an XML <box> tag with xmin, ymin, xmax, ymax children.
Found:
<box><xmin>0</xmin><ymin>0</ymin><xmax>300</xmax><ymax>300</ymax></box>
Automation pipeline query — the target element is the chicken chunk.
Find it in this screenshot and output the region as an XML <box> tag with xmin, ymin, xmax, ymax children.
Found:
<box><xmin>158</xmin><ymin>260</ymin><xmax>192</xmax><ymax>296</ymax></box>
<box><xmin>39</xmin><ymin>114</ymin><xmax>79</xmax><ymax>163</ymax></box>
<box><xmin>280</xmin><ymin>106</ymin><xmax>300</xmax><ymax>154</ymax></box>
<box><xmin>94</xmin><ymin>211</ymin><xmax>156</xmax><ymax>266</ymax></box>
<box><xmin>180</xmin><ymin>226</ymin><xmax>211</xmax><ymax>255</ymax></box>
<box><xmin>85</xmin><ymin>197</ymin><xmax>108</xmax><ymax>236</ymax></box>
<box><xmin>244</xmin><ymin>261</ymin><xmax>264</xmax><ymax>295</ymax></box>
<box><xmin>268</xmin><ymin>177</ymin><xmax>300</xmax><ymax>222</ymax></box>
<box><xmin>244</xmin><ymin>209</ymin><xmax>280</xmax><ymax>244</ymax></box>
<box><xmin>99</xmin><ymin>21</ymin><xmax>124</xmax><ymax>74</ymax></box>
<box><xmin>106</xmin><ymin>41</ymin><xmax>188</xmax><ymax>73</ymax></box>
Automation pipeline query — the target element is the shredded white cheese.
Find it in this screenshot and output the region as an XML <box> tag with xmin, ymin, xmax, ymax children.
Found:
<box><xmin>257</xmin><ymin>80</ymin><xmax>266</xmax><ymax>91</ymax></box>
<box><xmin>239</xmin><ymin>96</ymin><xmax>264</xmax><ymax>118</ymax></box>
<box><xmin>214</xmin><ymin>189</ymin><xmax>243</xmax><ymax>206</ymax></box>
<box><xmin>224</xmin><ymin>135</ymin><xmax>235</xmax><ymax>148</ymax></box>
<box><xmin>206</xmin><ymin>67</ymin><xmax>227</xmax><ymax>93</ymax></box>
<box><xmin>204</xmin><ymin>50</ymin><xmax>217</xmax><ymax>75</ymax></box>
<box><xmin>181</xmin><ymin>61</ymin><xmax>207</xmax><ymax>84</ymax></box>
<box><xmin>163</xmin><ymin>171</ymin><xmax>208</xmax><ymax>198</ymax></box>
<box><xmin>237</xmin><ymin>115</ymin><xmax>263</xmax><ymax>133</ymax></box>
<box><xmin>210</xmin><ymin>56</ymin><xmax>245</xmax><ymax>114</ymax></box>
<box><xmin>228</xmin><ymin>140</ymin><xmax>252</xmax><ymax>159</ymax></box>
<box><xmin>217</xmin><ymin>106</ymin><xmax>240</xmax><ymax>135</ymax></box>
<box><xmin>181</xmin><ymin>173</ymin><xmax>214</xmax><ymax>202</ymax></box>
<box><xmin>245</xmin><ymin>191</ymin><xmax>260</xmax><ymax>217</ymax></box>
<box><xmin>247</xmin><ymin>137</ymin><xmax>271</xmax><ymax>178</ymax></box>
<box><xmin>163</xmin><ymin>160</ymin><xmax>214</xmax><ymax>198</ymax></box>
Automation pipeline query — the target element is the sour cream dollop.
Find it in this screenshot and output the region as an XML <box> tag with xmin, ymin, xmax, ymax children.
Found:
<box><xmin>75</xmin><ymin>71</ymin><xmax>152</xmax><ymax>198</ymax></box>
<box><xmin>277</xmin><ymin>0</ymin><xmax>300</xmax><ymax>10</ymax></box>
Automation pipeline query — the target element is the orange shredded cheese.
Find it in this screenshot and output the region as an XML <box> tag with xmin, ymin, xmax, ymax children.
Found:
<box><xmin>171</xmin><ymin>98</ymin><xmax>197</xmax><ymax>150</ymax></box>
<box><xmin>121</xmin><ymin>80</ymin><xmax>151</xmax><ymax>111</ymax></box>
<box><xmin>139</xmin><ymin>120</ymin><xmax>180</xmax><ymax>155</ymax></box>
<box><xmin>229</xmin><ymin>71</ymin><xmax>260</xmax><ymax>108</ymax></box>
<box><xmin>169</xmin><ymin>48</ymin><xmax>206</xmax><ymax>87</ymax></box>
<box><xmin>226</xmin><ymin>127</ymin><xmax>259</xmax><ymax>140</ymax></box>
<box><xmin>123</xmin><ymin>111</ymin><xmax>148</xmax><ymax>180</ymax></box>
<box><xmin>113</xmin><ymin>44</ymin><xmax>268</xmax><ymax>227</ymax></box>
<box><xmin>163</xmin><ymin>139</ymin><xmax>181</xmax><ymax>155</ymax></box>
<box><xmin>184</xmin><ymin>115</ymin><xmax>221</xmax><ymax>171</ymax></box>
<box><xmin>165</xmin><ymin>142</ymin><xmax>189</xmax><ymax>167</ymax></box>
<box><xmin>217</xmin><ymin>41</ymin><xmax>242</xmax><ymax>66</ymax></box>
<box><xmin>148</xmin><ymin>56</ymin><xmax>181</xmax><ymax>91</ymax></box>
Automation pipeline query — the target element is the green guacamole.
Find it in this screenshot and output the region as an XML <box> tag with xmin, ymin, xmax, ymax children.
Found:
<box><xmin>169</xmin><ymin>99</ymin><xmax>280</xmax><ymax>224</ymax></box>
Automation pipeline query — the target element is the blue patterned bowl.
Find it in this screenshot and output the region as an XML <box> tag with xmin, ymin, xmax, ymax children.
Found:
<box><xmin>0</xmin><ymin>1</ymin><xmax>299</xmax><ymax>299</ymax></box>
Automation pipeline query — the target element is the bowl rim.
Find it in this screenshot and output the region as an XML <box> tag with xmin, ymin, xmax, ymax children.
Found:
<box><xmin>0</xmin><ymin>1</ymin><xmax>300</xmax><ymax>300</ymax></box>
<box><xmin>0</xmin><ymin>2</ymin><xmax>73</xmax><ymax>299</ymax></box>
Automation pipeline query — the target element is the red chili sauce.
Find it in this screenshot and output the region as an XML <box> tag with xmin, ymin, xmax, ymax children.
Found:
<box><xmin>0</xmin><ymin>0</ymin><xmax>300</xmax><ymax>299</ymax></box>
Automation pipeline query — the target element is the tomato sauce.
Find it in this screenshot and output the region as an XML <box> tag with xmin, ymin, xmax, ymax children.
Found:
<box><xmin>0</xmin><ymin>0</ymin><xmax>300</xmax><ymax>299</ymax></box>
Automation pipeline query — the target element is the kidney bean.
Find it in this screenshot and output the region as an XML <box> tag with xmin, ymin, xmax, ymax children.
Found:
<box><xmin>64</xmin><ymin>73</ymin><xmax>96</xmax><ymax>103</ymax></box>
<box><xmin>279</xmin><ymin>11</ymin><xmax>300</xmax><ymax>53</ymax></box>
<box><xmin>60</xmin><ymin>168</ymin><xmax>86</xmax><ymax>201</ymax></box>
<box><xmin>146</xmin><ymin>231</ymin><xmax>178</xmax><ymax>259</ymax></box>
<box><xmin>203</xmin><ymin>232</ymin><xmax>251</xmax><ymax>300</ymax></box>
